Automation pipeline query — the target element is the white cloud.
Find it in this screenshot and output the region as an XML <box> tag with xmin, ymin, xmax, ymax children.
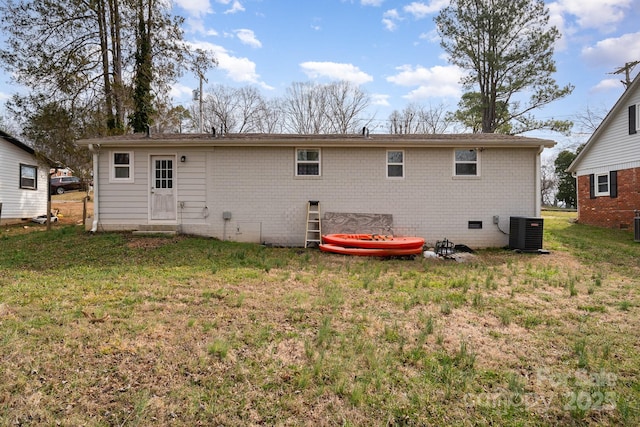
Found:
<box><xmin>186</xmin><ymin>41</ymin><xmax>272</xmax><ymax>90</ymax></box>
<box><xmin>234</xmin><ymin>29</ymin><xmax>261</xmax><ymax>48</ymax></box>
<box><xmin>184</xmin><ymin>17</ymin><xmax>219</xmax><ymax>36</ymax></box>
<box><xmin>361</xmin><ymin>0</ymin><xmax>384</xmax><ymax>6</ymax></box>
<box><xmin>382</xmin><ymin>9</ymin><xmax>401</xmax><ymax>31</ymax></box>
<box><xmin>403</xmin><ymin>1</ymin><xmax>448</xmax><ymax>19</ymax></box>
<box><xmin>549</xmin><ymin>0</ymin><xmax>632</xmax><ymax>33</ymax></box>
<box><xmin>169</xmin><ymin>82</ymin><xmax>195</xmax><ymax>100</ymax></box>
<box><xmin>591</xmin><ymin>78</ymin><xmax>625</xmax><ymax>92</ymax></box>
<box><xmin>581</xmin><ymin>32</ymin><xmax>640</xmax><ymax>67</ymax></box>
<box><xmin>222</xmin><ymin>0</ymin><xmax>245</xmax><ymax>14</ymax></box>
<box><xmin>387</xmin><ymin>64</ymin><xmax>463</xmax><ymax>100</ymax></box>
<box><xmin>300</xmin><ymin>62</ymin><xmax>374</xmax><ymax>85</ymax></box>
<box><xmin>419</xmin><ymin>29</ymin><xmax>439</xmax><ymax>43</ymax></box>
<box><xmin>371</xmin><ymin>93</ymin><xmax>390</xmax><ymax>106</ymax></box>
<box><xmin>175</xmin><ymin>0</ymin><xmax>212</xmax><ymax>17</ymax></box>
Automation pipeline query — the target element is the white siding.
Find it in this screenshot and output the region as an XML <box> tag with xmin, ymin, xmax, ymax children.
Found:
<box><xmin>574</xmin><ymin>88</ymin><xmax>640</xmax><ymax>176</ymax></box>
<box><xmin>0</xmin><ymin>140</ymin><xmax>48</xmax><ymax>223</ymax></box>
<box><xmin>96</xmin><ymin>148</ymin><xmax>208</xmax><ymax>227</ymax></box>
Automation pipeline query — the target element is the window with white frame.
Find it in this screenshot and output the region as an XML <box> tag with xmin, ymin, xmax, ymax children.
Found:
<box><xmin>595</xmin><ymin>173</ymin><xmax>609</xmax><ymax>196</ymax></box>
<box><xmin>20</xmin><ymin>164</ymin><xmax>37</xmax><ymax>190</ymax></box>
<box><xmin>387</xmin><ymin>150</ymin><xmax>404</xmax><ymax>178</ymax></box>
<box><xmin>296</xmin><ymin>148</ymin><xmax>321</xmax><ymax>176</ymax></box>
<box><xmin>110</xmin><ymin>151</ymin><xmax>134</xmax><ymax>182</ymax></box>
<box><xmin>454</xmin><ymin>149</ymin><xmax>479</xmax><ymax>176</ymax></box>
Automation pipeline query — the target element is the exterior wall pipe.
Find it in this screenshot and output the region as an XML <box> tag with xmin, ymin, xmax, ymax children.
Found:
<box><xmin>88</xmin><ymin>144</ymin><xmax>99</xmax><ymax>232</ymax></box>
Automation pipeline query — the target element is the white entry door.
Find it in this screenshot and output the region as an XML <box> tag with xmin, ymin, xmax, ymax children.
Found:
<box><xmin>150</xmin><ymin>156</ymin><xmax>176</xmax><ymax>220</ymax></box>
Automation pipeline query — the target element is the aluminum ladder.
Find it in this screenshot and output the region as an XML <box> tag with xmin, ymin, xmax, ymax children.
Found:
<box><xmin>305</xmin><ymin>200</ymin><xmax>322</xmax><ymax>248</ymax></box>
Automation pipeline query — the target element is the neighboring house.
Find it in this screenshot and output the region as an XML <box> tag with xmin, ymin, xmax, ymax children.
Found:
<box><xmin>77</xmin><ymin>132</ymin><xmax>554</xmax><ymax>248</ymax></box>
<box><xmin>51</xmin><ymin>167</ymin><xmax>74</xmax><ymax>177</ymax></box>
<box><xmin>0</xmin><ymin>130</ymin><xmax>50</xmax><ymax>225</ymax></box>
<box><xmin>567</xmin><ymin>73</ymin><xmax>640</xmax><ymax>230</ymax></box>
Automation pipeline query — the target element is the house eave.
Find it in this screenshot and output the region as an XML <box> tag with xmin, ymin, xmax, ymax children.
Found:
<box><xmin>77</xmin><ymin>133</ymin><xmax>556</xmax><ymax>149</ymax></box>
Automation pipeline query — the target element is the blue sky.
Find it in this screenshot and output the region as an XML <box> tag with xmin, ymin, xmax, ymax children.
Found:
<box><xmin>168</xmin><ymin>0</ymin><xmax>640</xmax><ymax>151</ymax></box>
<box><xmin>2</xmin><ymin>0</ymin><xmax>640</xmax><ymax>152</ymax></box>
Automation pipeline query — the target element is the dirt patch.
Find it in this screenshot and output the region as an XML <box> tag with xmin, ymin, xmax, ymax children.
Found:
<box><xmin>125</xmin><ymin>236</ymin><xmax>183</xmax><ymax>249</ymax></box>
<box><xmin>51</xmin><ymin>199</ymin><xmax>93</xmax><ymax>225</ymax></box>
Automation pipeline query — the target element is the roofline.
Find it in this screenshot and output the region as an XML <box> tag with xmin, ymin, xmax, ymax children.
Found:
<box><xmin>0</xmin><ymin>129</ymin><xmax>35</xmax><ymax>154</ymax></box>
<box><xmin>78</xmin><ymin>133</ymin><xmax>556</xmax><ymax>149</ymax></box>
<box><xmin>568</xmin><ymin>72</ymin><xmax>640</xmax><ymax>173</ymax></box>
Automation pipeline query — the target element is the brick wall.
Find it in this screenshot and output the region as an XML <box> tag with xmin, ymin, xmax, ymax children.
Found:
<box><xmin>577</xmin><ymin>167</ymin><xmax>640</xmax><ymax>229</ymax></box>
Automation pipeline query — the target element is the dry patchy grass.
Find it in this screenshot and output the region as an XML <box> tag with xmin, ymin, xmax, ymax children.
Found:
<box><xmin>0</xmin><ymin>212</ymin><xmax>638</xmax><ymax>426</ymax></box>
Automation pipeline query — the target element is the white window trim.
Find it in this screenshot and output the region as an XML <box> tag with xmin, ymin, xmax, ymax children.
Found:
<box><xmin>636</xmin><ymin>103</ymin><xmax>640</xmax><ymax>132</ymax></box>
<box><xmin>595</xmin><ymin>172</ymin><xmax>610</xmax><ymax>197</ymax></box>
<box><xmin>386</xmin><ymin>150</ymin><xmax>404</xmax><ymax>179</ymax></box>
<box><xmin>453</xmin><ymin>148</ymin><xmax>480</xmax><ymax>178</ymax></box>
<box><xmin>20</xmin><ymin>163</ymin><xmax>38</xmax><ymax>190</ymax></box>
<box><xmin>295</xmin><ymin>148</ymin><xmax>321</xmax><ymax>177</ymax></box>
<box><xmin>110</xmin><ymin>151</ymin><xmax>135</xmax><ymax>183</ymax></box>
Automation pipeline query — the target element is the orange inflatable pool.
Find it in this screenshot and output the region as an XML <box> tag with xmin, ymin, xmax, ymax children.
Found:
<box><xmin>319</xmin><ymin>243</ymin><xmax>423</xmax><ymax>257</ymax></box>
<box><xmin>321</xmin><ymin>234</ymin><xmax>425</xmax><ymax>250</ymax></box>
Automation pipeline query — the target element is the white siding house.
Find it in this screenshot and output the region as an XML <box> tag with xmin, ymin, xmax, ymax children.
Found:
<box><xmin>79</xmin><ymin>133</ymin><xmax>554</xmax><ymax>248</ymax></box>
<box><xmin>0</xmin><ymin>130</ymin><xmax>50</xmax><ymax>224</ymax></box>
<box><xmin>567</xmin><ymin>73</ymin><xmax>640</xmax><ymax>229</ymax></box>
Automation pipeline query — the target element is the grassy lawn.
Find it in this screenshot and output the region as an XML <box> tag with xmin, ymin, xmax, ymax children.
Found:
<box><xmin>1</xmin><ymin>212</ymin><xmax>638</xmax><ymax>426</ymax></box>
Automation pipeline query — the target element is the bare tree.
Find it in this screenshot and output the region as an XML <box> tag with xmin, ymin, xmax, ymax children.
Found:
<box><xmin>282</xmin><ymin>82</ymin><xmax>329</xmax><ymax>134</ymax></box>
<box><xmin>200</xmin><ymin>85</ymin><xmax>269</xmax><ymax>133</ymax></box>
<box><xmin>540</xmin><ymin>157</ymin><xmax>558</xmax><ymax>207</ymax></box>
<box><xmin>325</xmin><ymin>81</ymin><xmax>371</xmax><ymax>133</ymax></box>
<box><xmin>574</xmin><ymin>105</ymin><xmax>607</xmax><ymax>134</ymax></box>
<box><xmin>388</xmin><ymin>103</ymin><xmax>453</xmax><ymax>134</ymax></box>
<box><xmin>253</xmin><ymin>98</ymin><xmax>285</xmax><ymax>133</ymax></box>
<box><xmin>282</xmin><ymin>81</ymin><xmax>371</xmax><ymax>134</ymax></box>
<box><xmin>235</xmin><ymin>87</ymin><xmax>266</xmax><ymax>133</ymax></box>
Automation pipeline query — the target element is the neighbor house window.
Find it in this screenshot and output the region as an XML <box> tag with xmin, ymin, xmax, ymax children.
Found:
<box><xmin>110</xmin><ymin>151</ymin><xmax>134</xmax><ymax>182</ymax></box>
<box><xmin>20</xmin><ymin>164</ymin><xmax>37</xmax><ymax>190</ymax></box>
<box><xmin>595</xmin><ymin>173</ymin><xmax>609</xmax><ymax>197</ymax></box>
<box><xmin>296</xmin><ymin>148</ymin><xmax>321</xmax><ymax>176</ymax></box>
<box><xmin>387</xmin><ymin>150</ymin><xmax>404</xmax><ymax>178</ymax></box>
<box><xmin>630</xmin><ymin>105</ymin><xmax>638</xmax><ymax>135</ymax></box>
<box><xmin>454</xmin><ymin>149</ymin><xmax>479</xmax><ymax>176</ymax></box>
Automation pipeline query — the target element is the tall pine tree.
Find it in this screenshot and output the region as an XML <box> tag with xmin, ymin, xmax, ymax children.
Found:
<box><xmin>435</xmin><ymin>0</ymin><xmax>573</xmax><ymax>134</ymax></box>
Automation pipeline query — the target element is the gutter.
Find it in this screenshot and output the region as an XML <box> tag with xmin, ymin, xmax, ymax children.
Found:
<box><xmin>88</xmin><ymin>144</ymin><xmax>99</xmax><ymax>232</ymax></box>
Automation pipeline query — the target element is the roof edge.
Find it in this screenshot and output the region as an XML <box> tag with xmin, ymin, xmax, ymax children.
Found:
<box><xmin>0</xmin><ymin>129</ymin><xmax>35</xmax><ymax>154</ymax></box>
<box><xmin>77</xmin><ymin>132</ymin><xmax>556</xmax><ymax>149</ymax></box>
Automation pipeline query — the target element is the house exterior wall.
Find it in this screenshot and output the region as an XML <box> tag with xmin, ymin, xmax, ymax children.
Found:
<box><xmin>95</xmin><ymin>145</ymin><xmax>541</xmax><ymax>248</ymax></box>
<box><xmin>0</xmin><ymin>140</ymin><xmax>49</xmax><ymax>224</ymax></box>
<box><xmin>570</xmin><ymin>81</ymin><xmax>640</xmax><ymax>229</ymax></box>
<box><xmin>576</xmin><ymin>167</ymin><xmax>640</xmax><ymax>229</ymax></box>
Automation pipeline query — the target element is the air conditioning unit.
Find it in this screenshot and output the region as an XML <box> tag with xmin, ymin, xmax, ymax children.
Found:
<box><xmin>509</xmin><ymin>217</ymin><xmax>544</xmax><ymax>251</ymax></box>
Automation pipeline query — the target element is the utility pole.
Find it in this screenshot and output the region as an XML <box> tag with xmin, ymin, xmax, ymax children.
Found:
<box><xmin>190</xmin><ymin>48</ymin><xmax>216</xmax><ymax>134</ymax></box>
<box><xmin>610</xmin><ymin>61</ymin><xmax>640</xmax><ymax>88</ymax></box>
<box><xmin>197</xmin><ymin>71</ymin><xmax>208</xmax><ymax>133</ymax></box>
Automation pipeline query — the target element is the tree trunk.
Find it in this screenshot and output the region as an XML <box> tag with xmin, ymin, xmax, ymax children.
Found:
<box><xmin>108</xmin><ymin>0</ymin><xmax>124</xmax><ymax>132</ymax></box>
<box><xmin>96</xmin><ymin>0</ymin><xmax>115</xmax><ymax>132</ymax></box>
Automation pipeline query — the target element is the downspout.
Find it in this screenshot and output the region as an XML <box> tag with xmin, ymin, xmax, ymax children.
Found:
<box><xmin>88</xmin><ymin>144</ymin><xmax>99</xmax><ymax>232</ymax></box>
<box><xmin>535</xmin><ymin>145</ymin><xmax>544</xmax><ymax>217</ymax></box>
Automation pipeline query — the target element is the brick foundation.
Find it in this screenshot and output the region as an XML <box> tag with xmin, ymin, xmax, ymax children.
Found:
<box><xmin>577</xmin><ymin>167</ymin><xmax>640</xmax><ymax>229</ymax></box>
